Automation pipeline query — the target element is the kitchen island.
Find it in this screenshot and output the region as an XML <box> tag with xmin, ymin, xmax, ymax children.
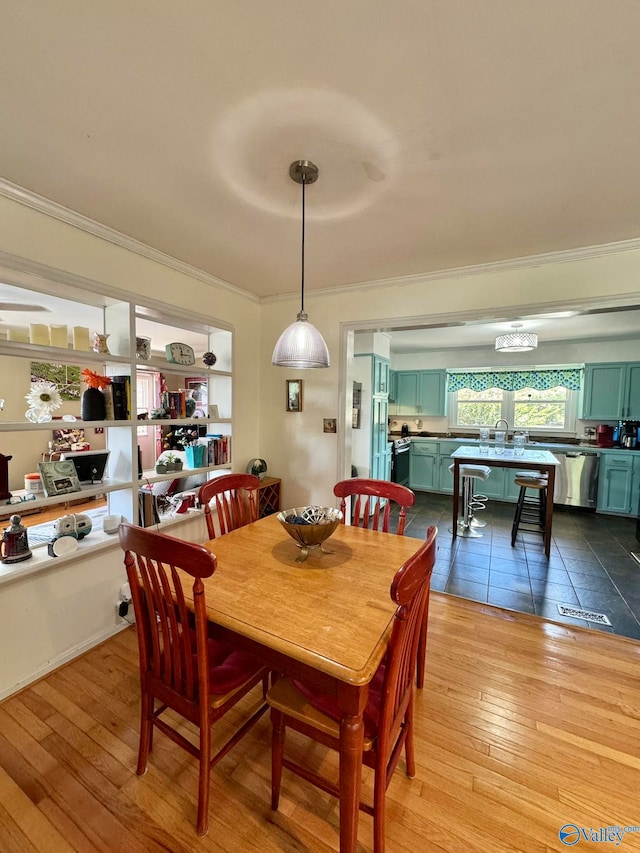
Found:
<box><xmin>451</xmin><ymin>446</ymin><xmax>561</xmax><ymax>558</ymax></box>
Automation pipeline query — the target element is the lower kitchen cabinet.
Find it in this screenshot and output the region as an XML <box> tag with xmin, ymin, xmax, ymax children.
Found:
<box><xmin>409</xmin><ymin>441</ymin><xmax>438</xmax><ymax>490</ymax></box>
<box><xmin>597</xmin><ymin>452</ymin><xmax>639</xmax><ymax>515</ymax></box>
<box><xmin>404</xmin><ymin>438</ymin><xmax>639</xmax><ymax>519</ymax></box>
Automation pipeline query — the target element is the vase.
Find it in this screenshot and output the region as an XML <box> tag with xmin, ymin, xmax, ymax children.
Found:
<box><xmin>179</xmin><ymin>389</ymin><xmax>197</xmax><ymax>418</ymax></box>
<box><xmin>92</xmin><ymin>332</ymin><xmax>110</xmax><ymax>354</ymax></box>
<box><xmin>81</xmin><ymin>388</ymin><xmax>106</xmax><ymax>421</ymax></box>
<box><xmin>136</xmin><ymin>336</ymin><xmax>151</xmax><ymax>360</ymax></box>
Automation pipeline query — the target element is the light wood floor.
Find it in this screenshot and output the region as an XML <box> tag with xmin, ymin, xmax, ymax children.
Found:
<box><xmin>2</xmin><ymin>593</ymin><xmax>640</xmax><ymax>852</ymax></box>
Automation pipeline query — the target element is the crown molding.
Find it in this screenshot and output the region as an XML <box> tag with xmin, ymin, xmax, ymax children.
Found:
<box><xmin>3</xmin><ymin>176</ymin><xmax>640</xmax><ymax>306</ymax></box>
<box><xmin>265</xmin><ymin>236</ymin><xmax>640</xmax><ymax>303</ymax></box>
<box><xmin>0</xmin><ymin>177</ymin><xmax>259</xmax><ymax>304</ymax></box>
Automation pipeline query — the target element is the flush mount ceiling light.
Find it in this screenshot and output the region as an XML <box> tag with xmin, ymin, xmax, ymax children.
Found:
<box><xmin>495</xmin><ymin>322</ymin><xmax>538</xmax><ymax>353</ymax></box>
<box><xmin>272</xmin><ymin>160</ymin><xmax>330</xmax><ymax>369</ymax></box>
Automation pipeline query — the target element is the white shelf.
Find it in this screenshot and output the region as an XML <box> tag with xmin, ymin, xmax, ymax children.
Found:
<box><xmin>0</xmin><ymin>419</ymin><xmax>134</xmax><ymax>432</ymax></box>
<box><xmin>3</xmin><ymin>479</ymin><xmax>132</xmax><ymax>511</ymax></box>
<box><xmin>0</xmin><ymin>340</ymin><xmax>131</xmax><ymax>365</ymax></box>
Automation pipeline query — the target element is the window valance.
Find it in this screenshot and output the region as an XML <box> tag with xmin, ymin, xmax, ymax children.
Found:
<box><xmin>447</xmin><ymin>367</ymin><xmax>583</xmax><ymax>393</ymax></box>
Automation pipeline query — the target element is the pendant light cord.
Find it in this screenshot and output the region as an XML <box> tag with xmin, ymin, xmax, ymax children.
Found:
<box><xmin>300</xmin><ymin>174</ymin><xmax>306</xmax><ymax>314</ymax></box>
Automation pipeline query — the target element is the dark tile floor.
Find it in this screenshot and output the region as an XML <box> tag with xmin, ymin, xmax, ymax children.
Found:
<box><xmin>401</xmin><ymin>492</ymin><xmax>640</xmax><ymax>641</ymax></box>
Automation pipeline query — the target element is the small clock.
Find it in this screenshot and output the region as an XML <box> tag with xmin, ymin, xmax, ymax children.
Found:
<box><xmin>165</xmin><ymin>342</ymin><xmax>196</xmax><ymax>366</ymax></box>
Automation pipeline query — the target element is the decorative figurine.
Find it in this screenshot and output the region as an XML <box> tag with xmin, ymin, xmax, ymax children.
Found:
<box><xmin>1</xmin><ymin>515</ymin><xmax>33</xmax><ymax>564</ymax></box>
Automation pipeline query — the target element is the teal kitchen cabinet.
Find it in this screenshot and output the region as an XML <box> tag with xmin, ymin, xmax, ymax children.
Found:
<box><xmin>354</xmin><ymin>353</ymin><xmax>391</xmax><ymax>481</ymax></box>
<box><xmin>371</xmin><ymin>395</ymin><xmax>391</xmax><ymax>482</ymax></box>
<box><xmin>373</xmin><ymin>357</ymin><xmax>390</xmax><ymax>396</ymax></box>
<box><xmin>409</xmin><ymin>440</ymin><xmax>439</xmax><ymax>490</ymax></box>
<box><xmin>597</xmin><ymin>451</ymin><xmax>638</xmax><ymax>515</ymax></box>
<box><xmin>417</xmin><ymin>370</ymin><xmax>447</xmax><ymax>416</ymax></box>
<box><xmin>388</xmin><ymin>370</ymin><xmax>396</xmax><ymax>404</ymax></box>
<box><xmin>581</xmin><ymin>362</ymin><xmax>640</xmax><ymax>420</ymax></box>
<box><xmin>626</xmin><ymin>363</ymin><xmax>640</xmax><ymax>419</ymax></box>
<box><xmin>393</xmin><ymin>370</ymin><xmax>447</xmax><ymax>416</ymax></box>
<box><xmin>395</xmin><ymin>371</ymin><xmax>419</xmax><ymax>414</ymax></box>
<box><xmin>438</xmin><ymin>441</ymin><xmax>506</xmax><ymax>498</ymax></box>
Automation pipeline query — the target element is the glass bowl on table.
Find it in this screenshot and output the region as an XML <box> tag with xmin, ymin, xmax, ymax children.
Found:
<box><xmin>277</xmin><ymin>506</ymin><xmax>343</xmax><ymax>563</ymax></box>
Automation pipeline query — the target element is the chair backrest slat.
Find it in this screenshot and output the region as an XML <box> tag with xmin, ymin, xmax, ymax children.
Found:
<box><xmin>333</xmin><ymin>478</ymin><xmax>415</xmax><ymax>535</ymax></box>
<box><xmin>121</xmin><ymin>523</ymin><xmax>217</xmax><ymax>705</ymax></box>
<box><xmin>377</xmin><ymin>526</ymin><xmax>437</xmax><ymax>738</ymax></box>
<box><xmin>199</xmin><ymin>473</ymin><xmax>259</xmax><ymax>539</ymax></box>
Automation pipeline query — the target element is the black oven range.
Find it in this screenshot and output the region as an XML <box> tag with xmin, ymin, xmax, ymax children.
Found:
<box><xmin>391</xmin><ymin>437</ymin><xmax>410</xmax><ymax>486</ymax></box>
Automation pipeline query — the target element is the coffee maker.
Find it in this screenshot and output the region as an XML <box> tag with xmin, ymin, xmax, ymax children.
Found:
<box><xmin>620</xmin><ymin>421</ymin><xmax>638</xmax><ymax>449</ymax></box>
<box><xmin>595</xmin><ymin>424</ymin><xmax>614</xmax><ymax>447</ymax></box>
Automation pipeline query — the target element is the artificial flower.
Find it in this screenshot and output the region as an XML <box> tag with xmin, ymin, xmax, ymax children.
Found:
<box><xmin>81</xmin><ymin>368</ymin><xmax>112</xmax><ymax>390</ymax></box>
<box><xmin>25</xmin><ymin>381</ymin><xmax>62</xmax><ymax>413</ymax></box>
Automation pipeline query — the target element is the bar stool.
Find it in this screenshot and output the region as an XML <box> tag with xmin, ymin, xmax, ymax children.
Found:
<box><xmin>511</xmin><ymin>472</ymin><xmax>549</xmax><ymax>547</ymax></box>
<box><xmin>449</xmin><ymin>463</ymin><xmax>492</xmax><ymax>538</ymax></box>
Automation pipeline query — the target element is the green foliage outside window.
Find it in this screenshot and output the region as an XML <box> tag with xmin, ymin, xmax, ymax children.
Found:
<box><xmin>514</xmin><ymin>386</ymin><xmax>567</xmax><ymax>428</ymax></box>
<box><xmin>455</xmin><ymin>385</ymin><xmax>569</xmax><ymax>429</ymax></box>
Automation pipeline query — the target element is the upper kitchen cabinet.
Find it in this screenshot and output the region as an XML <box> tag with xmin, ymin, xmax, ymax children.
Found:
<box><xmin>393</xmin><ymin>370</ymin><xmax>447</xmax><ymax>416</ymax></box>
<box><xmin>394</xmin><ymin>371</ymin><xmax>419</xmax><ymax>414</ymax></box>
<box><xmin>580</xmin><ymin>362</ymin><xmax>640</xmax><ymax>420</ymax></box>
<box><xmin>418</xmin><ymin>370</ymin><xmax>446</xmax><ymax>416</ymax></box>
<box><xmin>373</xmin><ymin>357</ymin><xmax>389</xmax><ymax>397</ymax></box>
<box><xmin>388</xmin><ymin>369</ymin><xmax>396</xmax><ymax>404</ymax></box>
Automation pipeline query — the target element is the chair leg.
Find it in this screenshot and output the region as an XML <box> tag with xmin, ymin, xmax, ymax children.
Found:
<box><xmin>539</xmin><ymin>487</ymin><xmax>547</xmax><ymax>527</ymax></box>
<box><xmin>404</xmin><ymin>699</ymin><xmax>416</xmax><ymax>779</ymax></box>
<box><xmin>373</xmin><ymin>756</ymin><xmax>387</xmax><ymax>853</ymax></box>
<box><xmin>196</xmin><ymin>716</ymin><xmax>212</xmax><ymax>836</ymax></box>
<box><xmin>136</xmin><ymin>689</ymin><xmax>153</xmax><ymax>775</ymax></box>
<box><xmin>511</xmin><ymin>486</ymin><xmax>526</xmax><ymax>547</ymax></box>
<box><xmin>271</xmin><ymin>709</ymin><xmax>285</xmax><ymax>810</ymax></box>
<box><xmin>415</xmin><ymin>616</ymin><xmax>427</xmax><ymax>689</ymax></box>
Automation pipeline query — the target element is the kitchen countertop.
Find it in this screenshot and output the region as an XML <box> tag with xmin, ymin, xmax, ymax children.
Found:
<box><xmin>391</xmin><ymin>435</ymin><xmax>639</xmax><ymax>453</ymax></box>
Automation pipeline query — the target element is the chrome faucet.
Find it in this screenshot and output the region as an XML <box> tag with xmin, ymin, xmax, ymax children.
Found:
<box><xmin>495</xmin><ymin>419</ymin><xmax>510</xmax><ymax>437</ymax></box>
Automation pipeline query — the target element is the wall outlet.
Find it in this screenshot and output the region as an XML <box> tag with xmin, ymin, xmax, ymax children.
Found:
<box><xmin>114</xmin><ymin>599</ymin><xmax>135</xmax><ymax>625</ymax></box>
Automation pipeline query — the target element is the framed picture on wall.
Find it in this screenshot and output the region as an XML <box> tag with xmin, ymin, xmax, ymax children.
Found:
<box><xmin>286</xmin><ymin>379</ymin><xmax>303</xmax><ymax>412</ymax></box>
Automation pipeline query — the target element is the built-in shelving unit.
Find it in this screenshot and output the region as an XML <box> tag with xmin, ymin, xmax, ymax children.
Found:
<box><xmin>0</xmin><ymin>279</ymin><xmax>234</xmax><ymax>571</ymax></box>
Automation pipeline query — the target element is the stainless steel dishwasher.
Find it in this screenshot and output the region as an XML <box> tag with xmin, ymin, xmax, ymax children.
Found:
<box><xmin>553</xmin><ymin>451</ymin><xmax>600</xmax><ymax>508</ymax></box>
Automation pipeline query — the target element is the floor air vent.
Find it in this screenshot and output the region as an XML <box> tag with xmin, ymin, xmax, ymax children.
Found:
<box><xmin>557</xmin><ymin>604</ymin><xmax>611</xmax><ymax>625</ymax></box>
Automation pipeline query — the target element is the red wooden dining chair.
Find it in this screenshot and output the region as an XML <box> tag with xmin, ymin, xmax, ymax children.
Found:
<box><xmin>333</xmin><ymin>477</ymin><xmax>416</xmax><ymax>535</ymax></box>
<box><xmin>266</xmin><ymin>525</ymin><xmax>437</xmax><ymax>853</ymax></box>
<box><xmin>119</xmin><ymin>522</ymin><xmax>268</xmax><ymax>836</ymax></box>
<box><xmin>197</xmin><ymin>473</ymin><xmax>259</xmax><ymax>539</ymax></box>
<box><xmin>333</xmin><ymin>477</ymin><xmax>430</xmax><ymax>688</ymax></box>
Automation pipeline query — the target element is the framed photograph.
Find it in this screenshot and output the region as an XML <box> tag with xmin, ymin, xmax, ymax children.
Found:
<box><xmin>323</xmin><ymin>418</ymin><xmax>337</xmax><ymax>434</ymax></box>
<box><xmin>52</xmin><ymin>427</ymin><xmax>87</xmax><ymax>452</ymax></box>
<box><xmin>286</xmin><ymin>379</ymin><xmax>303</xmax><ymax>412</ymax></box>
<box><xmin>38</xmin><ymin>460</ymin><xmax>82</xmax><ymax>497</ymax></box>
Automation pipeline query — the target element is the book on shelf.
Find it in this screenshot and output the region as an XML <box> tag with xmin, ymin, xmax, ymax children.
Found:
<box><xmin>102</xmin><ymin>385</ymin><xmax>115</xmax><ymax>420</ymax></box>
<box><xmin>206</xmin><ymin>434</ymin><xmax>231</xmax><ymax>465</ymax></box>
<box><xmin>110</xmin><ymin>375</ymin><xmax>131</xmax><ymax>420</ymax></box>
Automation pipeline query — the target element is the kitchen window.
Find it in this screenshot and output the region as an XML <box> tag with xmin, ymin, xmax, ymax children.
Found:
<box><xmin>447</xmin><ymin>366</ymin><xmax>582</xmax><ymax>434</ymax></box>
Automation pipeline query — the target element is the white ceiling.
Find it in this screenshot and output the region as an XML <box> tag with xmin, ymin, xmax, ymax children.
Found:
<box><xmin>2</xmin><ymin>1</ymin><xmax>640</xmax><ymax>350</ymax></box>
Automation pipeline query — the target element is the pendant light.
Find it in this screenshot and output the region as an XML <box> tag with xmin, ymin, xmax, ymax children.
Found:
<box><xmin>272</xmin><ymin>160</ymin><xmax>330</xmax><ymax>368</ymax></box>
<box><xmin>495</xmin><ymin>322</ymin><xmax>538</xmax><ymax>353</ymax></box>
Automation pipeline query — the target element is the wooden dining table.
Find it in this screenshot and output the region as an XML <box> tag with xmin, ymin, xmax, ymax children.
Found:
<box><xmin>194</xmin><ymin>513</ymin><xmax>423</xmax><ymax>853</ymax></box>
<box><xmin>450</xmin><ymin>445</ymin><xmax>561</xmax><ymax>557</ymax></box>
